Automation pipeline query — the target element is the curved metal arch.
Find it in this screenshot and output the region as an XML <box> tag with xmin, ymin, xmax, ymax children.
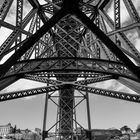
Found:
<box><xmin>3</xmin><ymin>57</ymin><xmax>139</xmax><ymax>82</ymax></box>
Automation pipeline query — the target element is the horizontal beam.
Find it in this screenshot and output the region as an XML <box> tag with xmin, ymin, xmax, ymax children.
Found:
<box><xmin>4</xmin><ymin>57</ymin><xmax>138</xmax><ymax>81</ymax></box>
<box><xmin>24</xmin><ymin>75</ymin><xmax>62</xmax><ymax>85</ymax></box>
<box><xmin>0</xmin><ymin>84</ymin><xmax>64</xmax><ymax>102</ymax></box>
<box><xmin>75</xmin><ymin>75</ymin><xmax>113</xmax><ymax>85</ymax></box>
<box><xmin>1</xmin><ymin>82</ymin><xmax>140</xmax><ymax>103</ymax></box>
<box><xmin>25</xmin><ymin>75</ymin><xmax>113</xmax><ymax>86</ymax></box>
<box><xmin>73</xmin><ymin>84</ymin><xmax>140</xmax><ymax>104</ymax></box>
<box><xmin>28</xmin><ymin>73</ymin><xmax>106</xmax><ymax>78</ymax></box>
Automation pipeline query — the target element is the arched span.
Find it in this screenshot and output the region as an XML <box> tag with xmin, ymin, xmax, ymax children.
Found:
<box><xmin>2</xmin><ymin>57</ymin><xmax>139</xmax><ymax>82</ymax></box>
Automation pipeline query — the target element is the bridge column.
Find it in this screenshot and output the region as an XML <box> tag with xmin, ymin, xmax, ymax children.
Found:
<box><xmin>58</xmin><ymin>84</ymin><xmax>75</xmax><ymax>139</ymax></box>
<box><xmin>42</xmin><ymin>80</ymin><xmax>49</xmax><ymax>140</ymax></box>
<box><xmin>86</xmin><ymin>92</ymin><xmax>92</xmax><ymax>140</ymax></box>
<box><xmin>52</xmin><ymin>1</ymin><xmax>80</xmax><ymax>139</ymax></box>
<box><xmin>55</xmin><ymin>77</ymin><xmax>77</xmax><ymax>140</ymax></box>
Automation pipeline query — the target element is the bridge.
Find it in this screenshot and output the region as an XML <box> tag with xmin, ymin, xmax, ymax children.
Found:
<box><xmin>0</xmin><ymin>0</ymin><xmax>140</xmax><ymax>140</ymax></box>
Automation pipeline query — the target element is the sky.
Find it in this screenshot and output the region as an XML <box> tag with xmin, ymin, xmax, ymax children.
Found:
<box><xmin>0</xmin><ymin>0</ymin><xmax>140</xmax><ymax>132</ymax></box>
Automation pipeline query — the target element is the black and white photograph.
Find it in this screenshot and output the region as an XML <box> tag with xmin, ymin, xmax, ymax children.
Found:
<box><xmin>0</xmin><ymin>0</ymin><xmax>140</xmax><ymax>140</ymax></box>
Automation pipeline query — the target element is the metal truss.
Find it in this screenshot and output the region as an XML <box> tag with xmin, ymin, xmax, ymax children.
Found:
<box><xmin>24</xmin><ymin>74</ymin><xmax>62</xmax><ymax>85</ymax></box>
<box><xmin>99</xmin><ymin>9</ymin><xmax>140</xmax><ymax>62</ymax></box>
<box><xmin>0</xmin><ymin>0</ymin><xmax>140</xmax><ymax>140</ymax></box>
<box><xmin>3</xmin><ymin>58</ymin><xmax>138</xmax><ymax>81</ymax></box>
<box><xmin>0</xmin><ymin>84</ymin><xmax>64</xmax><ymax>102</ymax></box>
<box><xmin>0</xmin><ymin>8</ymin><xmax>37</xmax><ymax>57</ymax></box>
<box><xmin>47</xmin><ymin>90</ymin><xmax>86</xmax><ymax>139</ymax></box>
<box><xmin>29</xmin><ymin>72</ymin><xmax>107</xmax><ymax>78</ymax></box>
<box><xmin>73</xmin><ymin>84</ymin><xmax>140</xmax><ymax>104</ymax></box>
<box><xmin>15</xmin><ymin>0</ymin><xmax>23</xmax><ymax>45</ymax></box>
<box><xmin>75</xmin><ymin>75</ymin><xmax>113</xmax><ymax>85</ymax></box>
<box><xmin>24</xmin><ymin>74</ymin><xmax>112</xmax><ymax>85</ymax></box>
<box><xmin>0</xmin><ymin>0</ymin><xmax>14</xmax><ymax>22</ymax></box>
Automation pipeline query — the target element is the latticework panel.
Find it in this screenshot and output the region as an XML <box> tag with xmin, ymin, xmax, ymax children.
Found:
<box><xmin>0</xmin><ymin>0</ymin><xmax>140</xmax><ymax>140</ymax></box>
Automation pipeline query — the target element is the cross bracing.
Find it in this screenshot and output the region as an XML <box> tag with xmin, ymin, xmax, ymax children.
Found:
<box><xmin>0</xmin><ymin>0</ymin><xmax>140</xmax><ymax>139</ymax></box>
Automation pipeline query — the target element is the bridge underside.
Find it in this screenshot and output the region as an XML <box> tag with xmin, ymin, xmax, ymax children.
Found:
<box><xmin>0</xmin><ymin>0</ymin><xmax>140</xmax><ymax>140</ymax></box>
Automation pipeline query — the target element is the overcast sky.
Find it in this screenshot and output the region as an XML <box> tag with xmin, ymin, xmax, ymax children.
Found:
<box><xmin>0</xmin><ymin>0</ymin><xmax>140</xmax><ymax>132</ymax></box>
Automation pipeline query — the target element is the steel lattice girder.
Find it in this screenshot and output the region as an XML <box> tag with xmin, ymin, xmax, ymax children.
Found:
<box><xmin>28</xmin><ymin>72</ymin><xmax>107</xmax><ymax>78</ymax></box>
<box><xmin>23</xmin><ymin>74</ymin><xmax>113</xmax><ymax>85</ymax></box>
<box><xmin>0</xmin><ymin>0</ymin><xmax>139</xmax><ymax>81</ymax></box>
<box><xmin>1</xmin><ymin>83</ymin><xmax>140</xmax><ymax>104</ymax></box>
<box><xmin>0</xmin><ymin>0</ymin><xmax>140</xmax><ymax>140</ymax></box>
<box><xmin>75</xmin><ymin>8</ymin><xmax>140</xmax><ymax>80</ymax></box>
<box><xmin>24</xmin><ymin>74</ymin><xmax>62</xmax><ymax>85</ymax></box>
<box><xmin>0</xmin><ymin>0</ymin><xmax>14</xmax><ymax>21</ymax></box>
<box><xmin>73</xmin><ymin>84</ymin><xmax>140</xmax><ymax>104</ymax></box>
<box><xmin>0</xmin><ymin>84</ymin><xmax>64</xmax><ymax>102</ymax></box>
<box><xmin>0</xmin><ymin>8</ymin><xmax>67</xmax><ymax>77</ymax></box>
<box><xmin>3</xmin><ymin>58</ymin><xmax>138</xmax><ymax>81</ymax></box>
<box><xmin>75</xmin><ymin>75</ymin><xmax>113</xmax><ymax>85</ymax></box>
<box><xmin>0</xmin><ymin>8</ymin><xmax>37</xmax><ymax>57</ymax></box>
<box><xmin>98</xmin><ymin>10</ymin><xmax>140</xmax><ymax>60</ymax></box>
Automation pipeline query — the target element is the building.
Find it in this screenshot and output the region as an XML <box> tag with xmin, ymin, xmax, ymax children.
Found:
<box><xmin>0</xmin><ymin>123</ymin><xmax>13</xmax><ymax>137</ymax></box>
<box><xmin>22</xmin><ymin>131</ymin><xmax>41</xmax><ymax>140</ymax></box>
<box><xmin>35</xmin><ymin>128</ymin><xmax>41</xmax><ymax>136</ymax></box>
<box><xmin>78</xmin><ymin>128</ymin><xmax>122</xmax><ymax>140</ymax></box>
<box><xmin>11</xmin><ymin>129</ymin><xmax>41</xmax><ymax>140</ymax></box>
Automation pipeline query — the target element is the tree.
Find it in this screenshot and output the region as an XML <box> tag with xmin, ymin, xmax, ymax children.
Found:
<box><xmin>120</xmin><ymin>126</ymin><xmax>129</xmax><ymax>132</ymax></box>
<box><xmin>120</xmin><ymin>126</ymin><xmax>133</xmax><ymax>134</ymax></box>
<box><xmin>136</xmin><ymin>124</ymin><xmax>140</xmax><ymax>133</ymax></box>
<box><xmin>17</xmin><ymin>129</ymin><xmax>21</xmax><ymax>133</ymax></box>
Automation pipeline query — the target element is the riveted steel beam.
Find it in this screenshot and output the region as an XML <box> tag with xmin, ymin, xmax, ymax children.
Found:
<box><xmin>0</xmin><ymin>84</ymin><xmax>64</xmax><ymax>102</ymax></box>
<box><xmin>0</xmin><ymin>0</ymin><xmax>14</xmax><ymax>22</ymax></box>
<box><xmin>0</xmin><ymin>8</ymin><xmax>37</xmax><ymax>57</ymax></box>
<box><xmin>99</xmin><ymin>10</ymin><xmax>140</xmax><ymax>61</ymax></box>
<box><xmin>73</xmin><ymin>84</ymin><xmax>140</xmax><ymax>104</ymax></box>
<box><xmin>75</xmin><ymin>9</ymin><xmax>140</xmax><ymax>80</ymax></box>
<box><xmin>75</xmin><ymin>75</ymin><xmax>113</xmax><ymax>85</ymax></box>
<box><xmin>3</xmin><ymin>58</ymin><xmax>138</xmax><ymax>81</ymax></box>
<box><xmin>24</xmin><ymin>74</ymin><xmax>62</xmax><ymax>85</ymax></box>
<box><xmin>0</xmin><ymin>8</ymin><xmax>66</xmax><ymax>77</ymax></box>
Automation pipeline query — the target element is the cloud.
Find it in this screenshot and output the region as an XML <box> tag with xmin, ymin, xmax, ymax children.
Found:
<box><xmin>107</xmin><ymin>0</ymin><xmax>140</xmax><ymax>25</ymax></box>
<box><xmin>0</xmin><ymin>0</ymin><xmax>4</xmax><ymax>7</ymax></box>
<box><xmin>0</xmin><ymin>79</ymin><xmax>46</xmax><ymax>100</ymax></box>
<box><xmin>127</xmin><ymin>31</ymin><xmax>140</xmax><ymax>52</ymax></box>
<box><xmin>135</xmin><ymin>37</ymin><xmax>140</xmax><ymax>52</ymax></box>
<box><xmin>107</xmin><ymin>1</ymin><xmax>129</xmax><ymax>24</ymax></box>
<box><xmin>105</xmin><ymin>1</ymin><xmax>140</xmax><ymax>94</ymax></box>
<box><xmin>133</xmin><ymin>0</ymin><xmax>140</xmax><ymax>15</ymax></box>
<box><xmin>0</xmin><ymin>0</ymin><xmax>140</xmax><ymax>99</ymax></box>
<box><xmin>94</xmin><ymin>79</ymin><xmax>136</xmax><ymax>95</ymax></box>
